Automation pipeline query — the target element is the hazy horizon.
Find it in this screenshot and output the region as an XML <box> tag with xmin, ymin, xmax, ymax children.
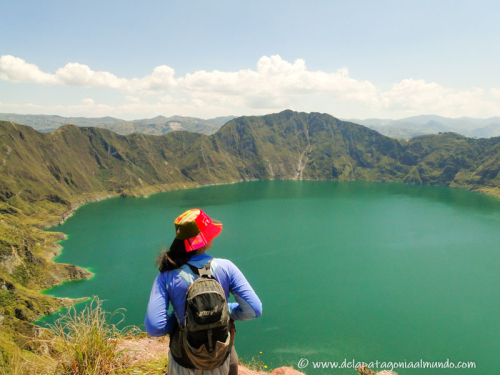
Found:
<box><xmin>2</xmin><ymin>110</ymin><xmax>500</xmax><ymax>123</ymax></box>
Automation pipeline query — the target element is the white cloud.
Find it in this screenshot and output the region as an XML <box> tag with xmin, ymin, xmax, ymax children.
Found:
<box><xmin>0</xmin><ymin>55</ymin><xmax>176</xmax><ymax>92</ymax></box>
<box><xmin>380</xmin><ymin>79</ymin><xmax>498</xmax><ymax>117</ymax></box>
<box><xmin>125</xmin><ymin>96</ymin><xmax>141</xmax><ymax>103</ymax></box>
<box><xmin>0</xmin><ymin>54</ymin><xmax>375</xmax><ymax>100</ymax></box>
<box><xmin>127</xmin><ymin>65</ymin><xmax>177</xmax><ymax>92</ymax></box>
<box><xmin>82</xmin><ymin>98</ymin><xmax>95</xmax><ymax>105</ymax></box>
<box><xmin>491</xmin><ymin>87</ymin><xmax>500</xmax><ymax>99</ymax></box>
<box><xmin>180</xmin><ymin>55</ymin><xmax>377</xmax><ymax>109</ymax></box>
<box><xmin>0</xmin><ymin>55</ymin><xmax>55</xmax><ymax>84</ymax></box>
<box><xmin>55</xmin><ymin>63</ymin><xmax>127</xmax><ymax>88</ymax></box>
<box><xmin>1</xmin><ymin>54</ymin><xmax>500</xmax><ymax>118</ymax></box>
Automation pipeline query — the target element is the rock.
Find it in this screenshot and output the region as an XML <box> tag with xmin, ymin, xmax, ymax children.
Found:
<box><xmin>238</xmin><ymin>365</ymin><xmax>266</xmax><ymax>375</ymax></box>
<box><xmin>238</xmin><ymin>365</ymin><xmax>305</xmax><ymax>375</ymax></box>
<box><xmin>270</xmin><ymin>366</ymin><xmax>305</xmax><ymax>375</ymax></box>
<box><xmin>114</xmin><ymin>336</ymin><xmax>309</xmax><ymax>375</ymax></box>
<box><xmin>66</xmin><ymin>333</ymin><xmax>397</xmax><ymax>375</ymax></box>
<box><xmin>115</xmin><ymin>336</ymin><xmax>169</xmax><ymax>365</ymax></box>
<box><xmin>1</xmin><ymin>247</ymin><xmax>23</xmax><ymax>274</ymax></box>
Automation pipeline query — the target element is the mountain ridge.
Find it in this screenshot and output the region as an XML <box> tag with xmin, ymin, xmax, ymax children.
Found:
<box><xmin>4</xmin><ymin>112</ymin><xmax>500</xmax><ymax>139</ymax></box>
<box><xmin>0</xmin><ymin>110</ymin><xmax>499</xmax><ymax>366</ymax></box>
<box><xmin>1</xmin><ymin>110</ymin><xmax>499</xmax><ymax>203</ymax></box>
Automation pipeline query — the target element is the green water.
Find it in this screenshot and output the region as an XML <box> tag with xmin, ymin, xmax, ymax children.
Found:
<box><xmin>38</xmin><ymin>181</ymin><xmax>500</xmax><ymax>374</ymax></box>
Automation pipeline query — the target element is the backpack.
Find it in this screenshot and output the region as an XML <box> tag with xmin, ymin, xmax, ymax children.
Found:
<box><xmin>170</xmin><ymin>260</ymin><xmax>233</xmax><ymax>370</ymax></box>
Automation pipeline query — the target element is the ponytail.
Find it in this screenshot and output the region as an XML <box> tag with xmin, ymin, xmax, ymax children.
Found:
<box><xmin>156</xmin><ymin>238</ymin><xmax>194</xmax><ymax>272</ymax></box>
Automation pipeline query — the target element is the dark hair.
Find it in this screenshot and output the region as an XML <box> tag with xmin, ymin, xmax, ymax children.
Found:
<box><xmin>156</xmin><ymin>238</ymin><xmax>194</xmax><ymax>272</ymax></box>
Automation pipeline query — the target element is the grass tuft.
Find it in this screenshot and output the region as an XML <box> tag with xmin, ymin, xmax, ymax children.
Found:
<box><xmin>45</xmin><ymin>297</ymin><xmax>138</xmax><ymax>374</ymax></box>
<box><xmin>0</xmin><ymin>297</ymin><xmax>164</xmax><ymax>375</ymax></box>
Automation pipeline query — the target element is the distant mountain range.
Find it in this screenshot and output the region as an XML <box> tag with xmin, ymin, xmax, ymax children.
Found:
<box><xmin>0</xmin><ymin>113</ymin><xmax>236</xmax><ymax>135</ymax></box>
<box><xmin>348</xmin><ymin>115</ymin><xmax>500</xmax><ymax>139</ymax></box>
<box><xmin>2</xmin><ymin>112</ymin><xmax>500</xmax><ymax>139</ymax></box>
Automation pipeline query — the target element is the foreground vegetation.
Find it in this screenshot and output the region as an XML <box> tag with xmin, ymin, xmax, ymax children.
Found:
<box><xmin>1</xmin><ymin>110</ymin><xmax>499</xmax><ymax>369</ymax></box>
<box><xmin>0</xmin><ymin>296</ymin><xmax>373</xmax><ymax>375</ymax></box>
<box><xmin>1</xmin><ymin>297</ymin><xmax>168</xmax><ymax>374</ymax></box>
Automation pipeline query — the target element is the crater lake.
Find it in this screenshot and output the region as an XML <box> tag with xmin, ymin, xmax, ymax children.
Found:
<box><xmin>38</xmin><ymin>180</ymin><xmax>500</xmax><ymax>374</ymax></box>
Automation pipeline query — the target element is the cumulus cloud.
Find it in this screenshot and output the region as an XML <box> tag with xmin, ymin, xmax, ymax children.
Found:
<box><xmin>380</xmin><ymin>79</ymin><xmax>499</xmax><ymax>117</ymax></box>
<box><xmin>0</xmin><ymin>55</ymin><xmax>176</xmax><ymax>92</ymax></box>
<box><xmin>381</xmin><ymin>79</ymin><xmax>476</xmax><ymax>111</ymax></box>
<box><xmin>0</xmin><ymin>54</ymin><xmax>374</xmax><ymax>100</ymax></box>
<box><xmin>82</xmin><ymin>98</ymin><xmax>95</xmax><ymax>105</ymax></box>
<box><xmin>2</xmin><ymin>54</ymin><xmax>500</xmax><ymax>118</ymax></box>
<box><xmin>55</xmin><ymin>63</ymin><xmax>126</xmax><ymax>88</ymax></box>
<box><xmin>125</xmin><ymin>96</ymin><xmax>141</xmax><ymax>103</ymax></box>
<box><xmin>127</xmin><ymin>65</ymin><xmax>177</xmax><ymax>92</ymax></box>
<box><xmin>180</xmin><ymin>55</ymin><xmax>377</xmax><ymax>108</ymax></box>
<box><xmin>0</xmin><ymin>55</ymin><xmax>55</xmax><ymax>84</ymax></box>
<box><xmin>491</xmin><ymin>87</ymin><xmax>500</xmax><ymax>99</ymax></box>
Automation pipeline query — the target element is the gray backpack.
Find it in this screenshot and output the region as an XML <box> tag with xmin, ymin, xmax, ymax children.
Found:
<box><xmin>172</xmin><ymin>260</ymin><xmax>233</xmax><ymax>370</ymax></box>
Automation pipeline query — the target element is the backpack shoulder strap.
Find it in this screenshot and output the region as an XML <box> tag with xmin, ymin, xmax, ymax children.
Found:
<box><xmin>186</xmin><ymin>259</ymin><xmax>213</xmax><ymax>278</ymax></box>
<box><xmin>186</xmin><ymin>263</ymin><xmax>199</xmax><ymax>275</ymax></box>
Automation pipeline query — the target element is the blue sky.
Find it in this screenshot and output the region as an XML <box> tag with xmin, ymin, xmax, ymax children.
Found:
<box><xmin>1</xmin><ymin>0</ymin><xmax>499</xmax><ymax>120</ymax></box>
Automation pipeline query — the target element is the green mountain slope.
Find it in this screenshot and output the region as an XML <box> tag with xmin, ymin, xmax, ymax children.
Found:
<box><xmin>0</xmin><ymin>110</ymin><xmax>499</xmax><ymax>364</ymax></box>
<box><xmin>1</xmin><ymin>110</ymin><xmax>499</xmax><ymax>221</ymax></box>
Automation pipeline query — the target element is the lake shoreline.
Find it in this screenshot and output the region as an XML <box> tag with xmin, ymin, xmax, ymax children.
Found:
<box><xmin>43</xmin><ymin>177</ymin><xmax>500</xmax><ymax>231</ymax></box>
<box><xmin>36</xmin><ymin>177</ymin><xmax>500</xmax><ymax>325</ymax></box>
<box><xmin>35</xmin><ymin>179</ymin><xmax>500</xmax><ymax>373</ymax></box>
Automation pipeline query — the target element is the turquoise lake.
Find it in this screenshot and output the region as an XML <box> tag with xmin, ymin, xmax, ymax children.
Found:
<box><xmin>38</xmin><ymin>181</ymin><xmax>500</xmax><ymax>374</ymax></box>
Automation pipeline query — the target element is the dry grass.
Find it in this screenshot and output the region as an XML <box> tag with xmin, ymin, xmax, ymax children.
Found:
<box><xmin>245</xmin><ymin>355</ymin><xmax>268</xmax><ymax>373</ymax></box>
<box><xmin>0</xmin><ymin>297</ymin><xmax>166</xmax><ymax>375</ymax></box>
<box><xmin>0</xmin><ymin>350</ymin><xmax>24</xmax><ymax>375</ymax></box>
<box><xmin>46</xmin><ymin>297</ymin><xmax>137</xmax><ymax>374</ymax></box>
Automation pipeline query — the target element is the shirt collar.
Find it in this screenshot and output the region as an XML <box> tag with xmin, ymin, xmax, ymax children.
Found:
<box><xmin>187</xmin><ymin>253</ymin><xmax>213</xmax><ymax>268</ymax></box>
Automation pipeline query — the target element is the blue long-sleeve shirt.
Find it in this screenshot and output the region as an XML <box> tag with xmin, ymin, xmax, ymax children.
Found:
<box><xmin>145</xmin><ymin>253</ymin><xmax>262</xmax><ymax>337</ymax></box>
